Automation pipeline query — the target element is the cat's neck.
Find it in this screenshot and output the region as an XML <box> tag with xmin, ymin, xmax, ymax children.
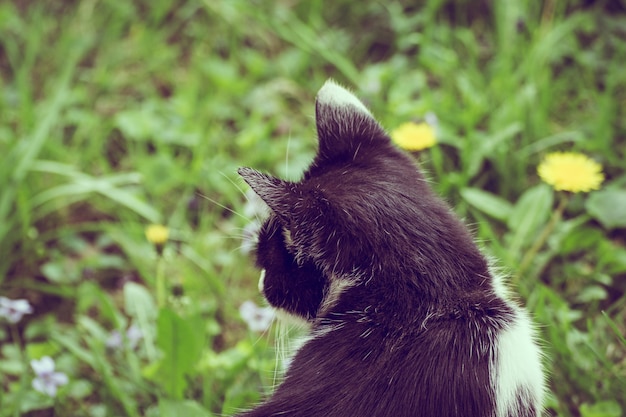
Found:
<box><xmin>315</xmin><ymin>270</ymin><xmax>505</xmax><ymax>332</ymax></box>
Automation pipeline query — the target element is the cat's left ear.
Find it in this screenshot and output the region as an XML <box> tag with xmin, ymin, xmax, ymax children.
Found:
<box><xmin>238</xmin><ymin>167</ymin><xmax>295</xmax><ymax>220</ymax></box>
<box><xmin>315</xmin><ymin>79</ymin><xmax>387</xmax><ymax>160</ymax></box>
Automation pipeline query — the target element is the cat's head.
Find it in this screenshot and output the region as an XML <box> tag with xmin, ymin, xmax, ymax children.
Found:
<box><xmin>239</xmin><ymin>80</ymin><xmax>486</xmax><ymax>320</ymax></box>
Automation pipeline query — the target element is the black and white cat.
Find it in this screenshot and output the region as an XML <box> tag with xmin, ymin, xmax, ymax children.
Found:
<box><xmin>237</xmin><ymin>80</ymin><xmax>545</xmax><ymax>417</ymax></box>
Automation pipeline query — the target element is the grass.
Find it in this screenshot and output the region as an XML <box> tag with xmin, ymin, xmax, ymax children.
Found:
<box><xmin>0</xmin><ymin>0</ymin><xmax>625</xmax><ymax>416</ymax></box>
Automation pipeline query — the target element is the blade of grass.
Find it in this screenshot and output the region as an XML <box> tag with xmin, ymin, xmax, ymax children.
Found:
<box><xmin>0</xmin><ymin>38</ymin><xmax>90</xmax><ymax>282</ymax></box>
<box><xmin>602</xmin><ymin>311</ymin><xmax>626</xmax><ymax>348</ymax></box>
<box><xmin>29</xmin><ymin>164</ymin><xmax>161</xmax><ymax>223</ymax></box>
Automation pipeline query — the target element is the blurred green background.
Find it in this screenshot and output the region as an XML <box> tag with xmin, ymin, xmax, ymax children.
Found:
<box><xmin>1</xmin><ymin>0</ymin><xmax>625</xmax><ymax>416</ymax></box>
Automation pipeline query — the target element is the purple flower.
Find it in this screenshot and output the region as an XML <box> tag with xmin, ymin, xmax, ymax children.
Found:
<box><xmin>31</xmin><ymin>356</ymin><xmax>69</xmax><ymax>397</ymax></box>
<box><xmin>126</xmin><ymin>324</ymin><xmax>143</xmax><ymax>349</ymax></box>
<box><xmin>0</xmin><ymin>296</ymin><xmax>33</xmax><ymax>324</ymax></box>
<box><xmin>105</xmin><ymin>330</ymin><xmax>123</xmax><ymax>349</ymax></box>
<box><xmin>106</xmin><ymin>324</ymin><xmax>144</xmax><ymax>350</ymax></box>
<box><xmin>239</xmin><ymin>300</ymin><xmax>274</xmax><ymax>332</ymax></box>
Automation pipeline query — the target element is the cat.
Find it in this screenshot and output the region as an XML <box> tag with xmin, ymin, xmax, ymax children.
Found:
<box><xmin>236</xmin><ymin>79</ymin><xmax>545</xmax><ymax>417</ymax></box>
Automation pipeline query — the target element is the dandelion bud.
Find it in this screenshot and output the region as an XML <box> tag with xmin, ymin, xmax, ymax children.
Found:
<box><xmin>145</xmin><ymin>224</ymin><xmax>169</xmax><ymax>255</ymax></box>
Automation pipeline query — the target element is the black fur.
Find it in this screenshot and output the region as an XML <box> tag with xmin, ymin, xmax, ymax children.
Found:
<box><xmin>236</xmin><ymin>81</ymin><xmax>541</xmax><ymax>417</ymax></box>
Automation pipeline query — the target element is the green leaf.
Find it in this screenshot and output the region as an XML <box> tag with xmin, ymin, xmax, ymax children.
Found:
<box><xmin>558</xmin><ymin>225</ymin><xmax>604</xmax><ymax>255</ymax></box>
<box><xmin>575</xmin><ymin>285</ymin><xmax>608</xmax><ymax>303</ymax></box>
<box><xmin>203</xmin><ymin>340</ymin><xmax>253</xmax><ymax>379</ymax></box>
<box><xmin>40</xmin><ymin>259</ymin><xmax>80</xmax><ymax>284</ymax></box>
<box><xmin>77</xmin><ymin>315</ymin><xmax>110</xmax><ymax>343</ymax></box>
<box><xmin>66</xmin><ymin>379</ymin><xmax>94</xmax><ymax>400</ymax></box>
<box><xmin>95</xmin><ymin>181</ymin><xmax>161</xmax><ymax>223</ymax></box>
<box><xmin>25</xmin><ymin>341</ymin><xmax>59</xmax><ymax>360</ymax></box>
<box><xmin>124</xmin><ymin>282</ymin><xmax>157</xmax><ymax>322</ymax></box>
<box><xmin>51</xmin><ymin>332</ymin><xmax>95</xmax><ymax>365</ymax></box>
<box><xmin>0</xmin><ymin>344</ymin><xmax>25</xmax><ymax>374</ymax></box>
<box><xmin>507</xmin><ymin>184</ymin><xmax>554</xmax><ymax>254</ymax></box>
<box><xmin>460</xmin><ymin>187</ymin><xmax>513</xmax><ymax>222</ymax></box>
<box><xmin>30</xmin><ymin>164</ymin><xmax>161</xmax><ymax>223</ymax></box>
<box><xmin>580</xmin><ymin>401</ymin><xmax>622</xmax><ymax>417</ymax></box>
<box><xmin>602</xmin><ymin>311</ymin><xmax>626</xmax><ymax>348</ymax></box>
<box><xmin>124</xmin><ymin>282</ymin><xmax>157</xmax><ymax>360</ymax></box>
<box><xmin>159</xmin><ymin>399</ymin><xmax>214</xmax><ymax>417</ymax></box>
<box><xmin>16</xmin><ymin>391</ymin><xmax>54</xmax><ymax>414</ymax></box>
<box><xmin>467</xmin><ymin>123</ymin><xmax>522</xmax><ymax>178</ymax></box>
<box><xmin>76</xmin><ymin>281</ymin><xmax>124</xmax><ymax>327</ymax></box>
<box><xmin>598</xmin><ymin>242</ymin><xmax>626</xmax><ymax>275</ymax></box>
<box><xmin>585</xmin><ymin>188</ymin><xmax>626</xmax><ymax>230</ymax></box>
<box><xmin>508</xmin><ymin>184</ymin><xmax>554</xmax><ymax>232</ymax></box>
<box><xmin>155</xmin><ymin>308</ymin><xmax>204</xmax><ymax>399</ymax></box>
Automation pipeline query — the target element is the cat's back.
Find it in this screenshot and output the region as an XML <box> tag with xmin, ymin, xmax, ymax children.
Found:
<box><xmin>245</xmin><ymin>283</ymin><xmax>541</xmax><ymax>417</ymax></box>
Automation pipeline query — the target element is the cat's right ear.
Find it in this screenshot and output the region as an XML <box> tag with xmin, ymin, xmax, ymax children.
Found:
<box><xmin>314</xmin><ymin>79</ymin><xmax>387</xmax><ymax>161</ymax></box>
<box><xmin>238</xmin><ymin>167</ymin><xmax>295</xmax><ymax>220</ymax></box>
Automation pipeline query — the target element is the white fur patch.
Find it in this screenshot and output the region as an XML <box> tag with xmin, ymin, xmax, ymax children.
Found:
<box><xmin>258</xmin><ymin>269</ymin><xmax>266</xmax><ymax>293</ymax></box>
<box><xmin>494</xmin><ymin>312</ymin><xmax>545</xmax><ymax>416</ymax></box>
<box><xmin>318</xmin><ymin>276</ymin><xmax>357</xmax><ymax>316</ymax></box>
<box><xmin>490</xmin><ymin>270</ymin><xmax>545</xmax><ymax>416</ymax></box>
<box><xmin>316</xmin><ymin>79</ymin><xmax>373</xmax><ymax>117</ymax></box>
<box><xmin>273</xmin><ymin>307</ymin><xmax>312</xmax><ymax>328</ymax></box>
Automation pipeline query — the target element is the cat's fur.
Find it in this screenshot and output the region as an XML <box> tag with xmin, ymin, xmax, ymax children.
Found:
<box><xmin>237</xmin><ymin>80</ymin><xmax>544</xmax><ymax>417</ymax></box>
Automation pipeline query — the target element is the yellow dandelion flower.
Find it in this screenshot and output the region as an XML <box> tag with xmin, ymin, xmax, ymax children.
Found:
<box><xmin>390</xmin><ymin>121</ymin><xmax>437</xmax><ymax>151</ymax></box>
<box><xmin>145</xmin><ymin>224</ymin><xmax>169</xmax><ymax>245</ymax></box>
<box><xmin>537</xmin><ymin>152</ymin><xmax>604</xmax><ymax>193</ymax></box>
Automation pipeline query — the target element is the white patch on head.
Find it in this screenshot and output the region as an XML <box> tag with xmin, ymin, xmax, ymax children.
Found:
<box><xmin>316</xmin><ymin>79</ymin><xmax>373</xmax><ymax>117</ymax></box>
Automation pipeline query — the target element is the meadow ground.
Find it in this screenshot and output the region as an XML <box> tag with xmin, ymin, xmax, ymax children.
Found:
<box><xmin>0</xmin><ymin>1</ymin><xmax>625</xmax><ymax>416</ymax></box>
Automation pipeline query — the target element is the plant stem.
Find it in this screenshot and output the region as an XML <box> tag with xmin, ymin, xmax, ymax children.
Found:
<box><xmin>516</xmin><ymin>192</ymin><xmax>569</xmax><ymax>283</ymax></box>
<box><xmin>11</xmin><ymin>325</ymin><xmax>28</xmax><ymax>417</ymax></box>
<box><xmin>156</xmin><ymin>252</ymin><xmax>166</xmax><ymax>308</ymax></box>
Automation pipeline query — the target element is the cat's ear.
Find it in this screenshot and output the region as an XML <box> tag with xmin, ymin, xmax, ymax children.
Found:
<box><xmin>315</xmin><ymin>79</ymin><xmax>387</xmax><ymax>160</ymax></box>
<box><xmin>238</xmin><ymin>167</ymin><xmax>295</xmax><ymax>220</ymax></box>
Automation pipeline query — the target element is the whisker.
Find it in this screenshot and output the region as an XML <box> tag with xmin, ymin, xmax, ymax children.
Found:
<box><xmin>250</xmin><ymin>319</ymin><xmax>275</xmax><ymax>349</ymax></box>
<box><xmin>197</xmin><ymin>193</ymin><xmax>252</xmax><ymax>222</ymax></box>
<box><xmin>228</xmin><ymin>243</ymin><xmax>254</xmax><ymax>256</ymax></box>
<box><xmin>214</xmin><ymin>234</ymin><xmax>253</xmax><ymax>241</ymax></box>
<box><xmin>219</xmin><ymin>171</ymin><xmax>250</xmax><ymax>202</ymax></box>
<box><xmin>218</xmin><ymin>171</ymin><xmax>268</xmax><ymax>224</ymax></box>
<box><xmin>274</xmin><ymin>320</ymin><xmax>286</xmax><ymax>388</ymax></box>
<box><xmin>227</xmin><ymin>223</ymin><xmax>260</xmax><ymax>231</ymax></box>
<box><xmin>285</xmin><ymin>130</ymin><xmax>291</xmax><ymax>180</ymax></box>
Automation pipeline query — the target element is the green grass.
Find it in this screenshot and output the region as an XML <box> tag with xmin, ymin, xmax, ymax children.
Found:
<box><xmin>1</xmin><ymin>1</ymin><xmax>625</xmax><ymax>416</ymax></box>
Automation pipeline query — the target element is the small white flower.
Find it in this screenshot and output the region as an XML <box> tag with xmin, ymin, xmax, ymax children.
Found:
<box><xmin>0</xmin><ymin>296</ymin><xmax>33</xmax><ymax>324</ymax></box>
<box><xmin>126</xmin><ymin>324</ymin><xmax>143</xmax><ymax>349</ymax></box>
<box><xmin>105</xmin><ymin>330</ymin><xmax>123</xmax><ymax>349</ymax></box>
<box><xmin>239</xmin><ymin>300</ymin><xmax>274</xmax><ymax>332</ymax></box>
<box><xmin>106</xmin><ymin>324</ymin><xmax>143</xmax><ymax>350</ymax></box>
<box><xmin>31</xmin><ymin>356</ymin><xmax>69</xmax><ymax>397</ymax></box>
<box><xmin>424</xmin><ymin>111</ymin><xmax>439</xmax><ymax>129</ymax></box>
